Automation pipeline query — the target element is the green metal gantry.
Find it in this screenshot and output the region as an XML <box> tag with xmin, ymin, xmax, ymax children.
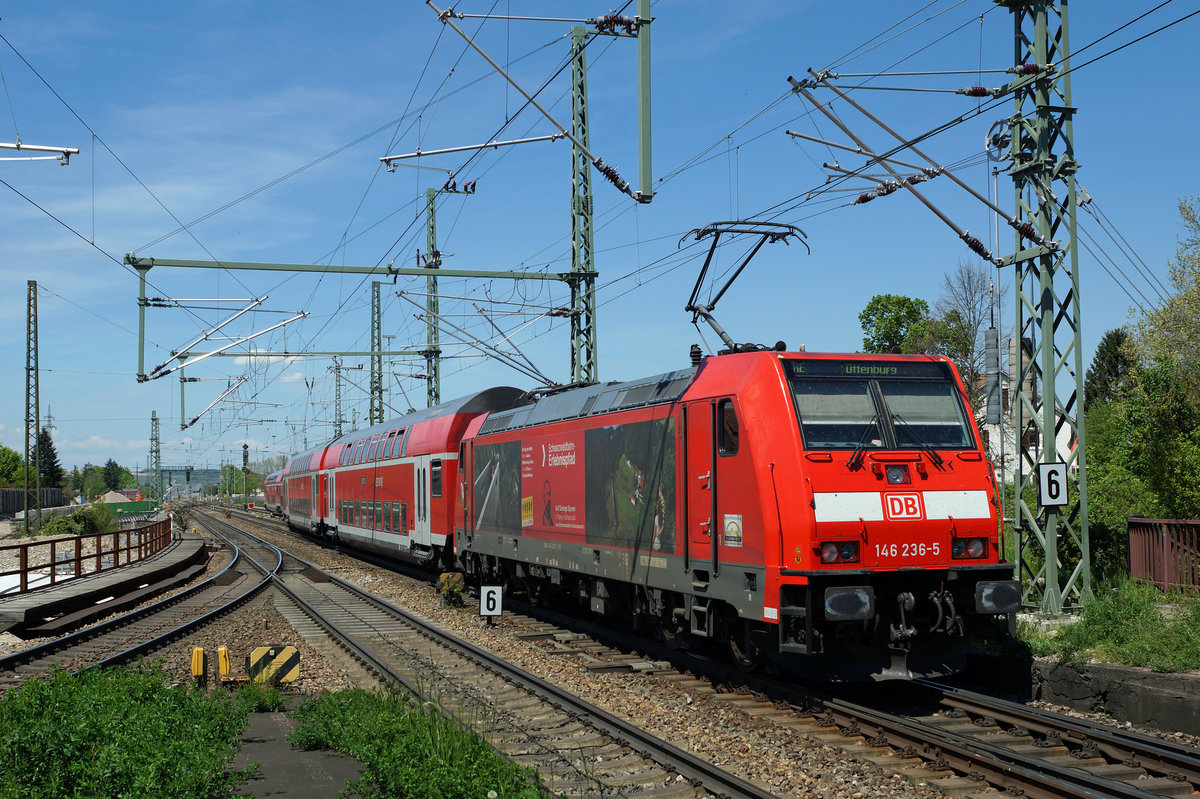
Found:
<box><xmin>998</xmin><ymin>0</ymin><xmax>1091</xmax><ymax>614</ymax></box>
<box><xmin>570</xmin><ymin>27</ymin><xmax>598</xmax><ymax>385</ymax></box>
<box><xmin>370</xmin><ymin>282</ymin><xmax>384</xmax><ymax>424</ymax></box>
<box><xmin>568</xmin><ymin>1</ymin><xmax>652</xmax><ymax>384</ymax></box>
<box><xmin>423</xmin><ymin>188</ymin><xmax>443</xmax><ymax>406</ymax></box>
<box><xmin>150</xmin><ymin>410</ymin><xmax>162</xmax><ymax>504</ymax></box>
<box><xmin>24</xmin><ymin>280</ymin><xmax>40</xmax><ymax>534</ymax></box>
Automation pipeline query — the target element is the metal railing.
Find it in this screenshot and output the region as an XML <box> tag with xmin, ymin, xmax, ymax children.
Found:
<box><xmin>1128</xmin><ymin>516</ymin><xmax>1200</xmax><ymax>593</ymax></box>
<box><xmin>0</xmin><ymin>518</ymin><xmax>174</xmax><ymax>594</ymax></box>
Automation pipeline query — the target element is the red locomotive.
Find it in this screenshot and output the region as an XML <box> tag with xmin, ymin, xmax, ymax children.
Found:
<box><xmin>277</xmin><ymin>223</ymin><xmax>1019</xmax><ymax>679</ymax></box>
<box><xmin>278</xmin><ymin>350</ymin><xmax>1017</xmax><ymax>680</ymax></box>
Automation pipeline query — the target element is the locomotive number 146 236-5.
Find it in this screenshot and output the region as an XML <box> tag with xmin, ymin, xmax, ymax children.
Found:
<box><xmin>874</xmin><ymin>541</ymin><xmax>940</xmax><ymax>558</ymax></box>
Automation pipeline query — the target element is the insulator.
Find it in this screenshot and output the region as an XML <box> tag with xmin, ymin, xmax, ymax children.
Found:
<box><xmin>962</xmin><ymin>234</ymin><xmax>990</xmax><ymax>259</ymax></box>
<box><xmin>957</xmin><ymin>86</ymin><xmax>992</xmax><ymax>97</ymax></box>
<box><xmin>1012</xmin><ymin>220</ymin><xmax>1038</xmax><ymax>241</ymax></box>
<box><xmin>854</xmin><ymin>193</ymin><xmax>873</xmax><ymax>205</ymax></box>
<box><xmin>1012</xmin><ymin>63</ymin><xmax>1049</xmax><ymax>75</ymax></box>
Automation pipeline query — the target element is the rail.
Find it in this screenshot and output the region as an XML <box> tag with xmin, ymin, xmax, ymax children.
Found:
<box><xmin>0</xmin><ymin>517</ymin><xmax>174</xmax><ymax>594</ymax></box>
<box><xmin>1128</xmin><ymin>516</ymin><xmax>1200</xmax><ymax>593</ymax></box>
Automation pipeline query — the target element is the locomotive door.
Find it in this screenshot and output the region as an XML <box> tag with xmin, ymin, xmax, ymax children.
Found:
<box><xmin>412</xmin><ymin>454</ymin><xmax>432</xmax><ymax>547</ymax></box>
<box><xmin>684</xmin><ymin>400</ymin><xmax>716</xmax><ymax>576</ymax></box>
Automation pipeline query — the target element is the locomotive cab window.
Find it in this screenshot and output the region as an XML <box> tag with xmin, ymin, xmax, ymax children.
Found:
<box><xmin>717</xmin><ymin>400</ymin><xmax>739</xmax><ymax>456</ymax></box>
<box><xmin>785</xmin><ymin>359</ymin><xmax>975</xmax><ymax>450</ymax></box>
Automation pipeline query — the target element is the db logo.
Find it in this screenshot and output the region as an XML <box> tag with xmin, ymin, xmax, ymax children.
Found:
<box><xmin>883</xmin><ymin>493</ymin><xmax>923</xmax><ymax>520</ymax></box>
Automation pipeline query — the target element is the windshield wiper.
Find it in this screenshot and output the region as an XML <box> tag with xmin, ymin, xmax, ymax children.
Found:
<box><xmin>846</xmin><ymin>413</ymin><xmax>882</xmax><ymax>471</ymax></box>
<box><xmin>889</xmin><ymin>412</ymin><xmax>945</xmax><ymax>468</ymax></box>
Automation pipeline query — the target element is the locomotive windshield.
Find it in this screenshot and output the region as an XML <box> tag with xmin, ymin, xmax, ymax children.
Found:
<box><xmin>784</xmin><ymin>359</ymin><xmax>975</xmax><ymax>450</ymax></box>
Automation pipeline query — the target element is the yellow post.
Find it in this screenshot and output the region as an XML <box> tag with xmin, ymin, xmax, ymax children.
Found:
<box><xmin>190</xmin><ymin>647</ymin><xmax>207</xmax><ymax>688</ymax></box>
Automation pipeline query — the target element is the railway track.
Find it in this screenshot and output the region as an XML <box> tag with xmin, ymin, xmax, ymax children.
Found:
<box><xmin>503</xmin><ymin>595</ymin><xmax>1200</xmax><ymax>798</ymax></box>
<box><xmin>202</xmin><ymin>510</ymin><xmax>773</xmax><ymax>799</ymax></box>
<box><xmin>0</xmin><ymin>529</ymin><xmax>276</xmax><ymax>687</ymax></box>
<box><xmin>219</xmin><ymin>507</ymin><xmax>1200</xmax><ymax>798</ymax></box>
<box><xmin>488</xmin><ymin>594</ymin><xmax>1200</xmax><ymax>799</ymax></box>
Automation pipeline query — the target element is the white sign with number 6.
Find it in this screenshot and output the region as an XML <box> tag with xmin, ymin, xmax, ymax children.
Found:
<box><xmin>480</xmin><ymin>585</ymin><xmax>503</xmax><ymax>617</ymax></box>
<box><xmin>1037</xmin><ymin>462</ymin><xmax>1069</xmax><ymax>507</ymax></box>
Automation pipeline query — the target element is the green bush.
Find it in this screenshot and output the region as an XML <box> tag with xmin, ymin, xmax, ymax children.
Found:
<box><xmin>0</xmin><ymin>664</ymin><xmax>254</xmax><ymax>798</ymax></box>
<box><xmin>289</xmin><ymin>688</ymin><xmax>545</xmax><ymax>799</ymax></box>
<box><xmin>238</xmin><ymin>680</ymin><xmax>287</xmax><ymax>713</ymax></box>
<box><xmin>1026</xmin><ymin>580</ymin><xmax>1200</xmax><ymax>672</ymax></box>
<box><xmin>37</xmin><ymin>503</ymin><xmax>117</xmax><ymax>538</ymax></box>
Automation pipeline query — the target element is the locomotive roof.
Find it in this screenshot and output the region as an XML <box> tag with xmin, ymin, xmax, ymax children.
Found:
<box><xmin>478</xmin><ymin>368</ymin><xmax>696</xmax><ymax>435</ymax></box>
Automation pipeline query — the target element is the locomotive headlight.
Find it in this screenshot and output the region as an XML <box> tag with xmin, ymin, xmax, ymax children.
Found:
<box><xmin>885</xmin><ymin>465</ymin><xmax>910</xmax><ymax>485</ymax></box>
<box><xmin>820</xmin><ymin>542</ymin><xmax>840</xmax><ymax>563</ymax></box>
<box><xmin>952</xmin><ymin>536</ymin><xmax>987</xmax><ymax>559</ymax></box>
<box><xmin>820</xmin><ymin>541</ymin><xmax>859</xmax><ymax>564</ymax></box>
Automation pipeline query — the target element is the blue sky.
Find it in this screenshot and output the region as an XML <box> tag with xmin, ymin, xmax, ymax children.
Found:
<box><xmin>0</xmin><ymin>1</ymin><xmax>1196</xmax><ymax>475</ymax></box>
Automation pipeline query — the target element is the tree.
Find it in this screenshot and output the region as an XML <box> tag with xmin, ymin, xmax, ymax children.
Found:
<box><xmin>1084</xmin><ymin>328</ymin><xmax>1135</xmax><ymax>412</ymax></box>
<box><xmin>37</xmin><ymin>428</ymin><xmax>65</xmax><ymax>489</ymax></box>
<box><xmin>102</xmin><ymin>459</ymin><xmax>123</xmax><ymax>492</ymax></box>
<box><xmin>1123</xmin><ymin>357</ymin><xmax>1200</xmax><ymax>519</ymax></box>
<box><xmin>909</xmin><ymin>260</ymin><xmax>1005</xmax><ymax>413</ymax></box>
<box><xmin>81</xmin><ymin>465</ymin><xmax>106</xmax><ymax>501</ymax></box>
<box><xmin>858</xmin><ymin>294</ymin><xmax>929</xmax><ymax>353</ymax></box>
<box><xmin>1135</xmin><ymin>196</ymin><xmax>1200</xmax><ymax>388</ymax></box>
<box><xmin>0</xmin><ymin>444</ymin><xmax>23</xmax><ymax>488</ymax></box>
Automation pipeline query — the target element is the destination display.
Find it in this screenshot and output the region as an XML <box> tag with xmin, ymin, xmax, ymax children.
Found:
<box><xmin>784</xmin><ymin>359</ymin><xmax>952</xmax><ymax>380</ymax></box>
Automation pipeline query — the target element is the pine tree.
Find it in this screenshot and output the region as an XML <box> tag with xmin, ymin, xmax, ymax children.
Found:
<box><xmin>37</xmin><ymin>428</ymin><xmax>65</xmax><ymax>489</ymax></box>
<box><xmin>1084</xmin><ymin>328</ymin><xmax>1134</xmax><ymax>412</ymax></box>
<box><xmin>102</xmin><ymin>458</ymin><xmax>123</xmax><ymax>491</ymax></box>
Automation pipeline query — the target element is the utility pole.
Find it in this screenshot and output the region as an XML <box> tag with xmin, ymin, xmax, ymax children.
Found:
<box><xmin>421</xmin><ymin>182</ymin><xmax>476</xmax><ymax>406</ymax></box>
<box><xmin>568</xmin><ymin>0</ymin><xmax>652</xmax><ymax>384</ymax></box>
<box><xmin>569</xmin><ymin>26</ymin><xmax>598</xmax><ymax>385</ymax></box>
<box><xmin>24</xmin><ymin>280</ymin><xmax>40</xmax><ymax>534</ymax></box>
<box><xmin>423</xmin><ymin>189</ymin><xmax>441</xmax><ymax>407</ymax></box>
<box><xmin>150</xmin><ymin>411</ymin><xmax>162</xmax><ymax>506</ymax></box>
<box><xmin>370</xmin><ymin>282</ymin><xmax>384</xmax><ymax>424</ymax></box>
<box><xmin>998</xmin><ymin>0</ymin><xmax>1090</xmax><ymax>613</ymax></box>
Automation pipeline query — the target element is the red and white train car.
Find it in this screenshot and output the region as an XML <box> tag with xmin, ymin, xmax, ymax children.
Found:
<box><xmin>262</xmin><ymin>470</ymin><xmax>284</xmax><ymax>516</ymax></box>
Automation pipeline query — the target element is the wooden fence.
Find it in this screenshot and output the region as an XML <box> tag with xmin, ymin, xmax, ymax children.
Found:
<box><xmin>0</xmin><ymin>487</ymin><xmax>65</xmax><ymax>516</ymax></box>
<box><xmin>0</xmin><ymin>517</ymin><xmax>174</xmax><ymax>594</ymax></box>
<box><xmin>1128</xmin><ymin>516</ymin><xmax>1200</xmax><ymax>593</ymax></box>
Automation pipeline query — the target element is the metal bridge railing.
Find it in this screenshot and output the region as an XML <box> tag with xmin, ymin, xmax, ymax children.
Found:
<box><xmin>0</xmin><ymin>518</ymin><xmax>174</xmax><ymax>595</ymax></box>
<box><xmin>1128</xmin><ymin>516</ymin><xmax>1200</xmax><ymax>593</ymax></box>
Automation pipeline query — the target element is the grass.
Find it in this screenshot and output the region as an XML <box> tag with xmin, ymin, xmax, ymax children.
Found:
<box><xmin>0</xmin><ymin>664</ymin><xmax>256</xmax><ymax>799</ymax></box>
<box><xmin>1019</xmin><ymin>579</ymin><xmax>1200</xmax><ymax>672</ymax></box>
<box><xmin>288</xmin><ymin>687</ymin><xmax>547</xmax><ymax>799</ymax></box>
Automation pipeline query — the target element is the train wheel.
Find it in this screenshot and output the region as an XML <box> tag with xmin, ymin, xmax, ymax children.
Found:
<box><xmin>523</xmin><ymin>576</ymin><xmax>549</xmax><ymax>607</ymax></box>
<box><xmin>725</xmin><ymin>616</ymin><xmax>763</xmax><ymax>672</ymax></box>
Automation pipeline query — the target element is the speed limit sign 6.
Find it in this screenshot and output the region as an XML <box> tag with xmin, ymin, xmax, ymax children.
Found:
<box><xmin>1037</xmin><ymin>462</ymin><xmax>1069</xmax><ymax>507</ymax></box>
